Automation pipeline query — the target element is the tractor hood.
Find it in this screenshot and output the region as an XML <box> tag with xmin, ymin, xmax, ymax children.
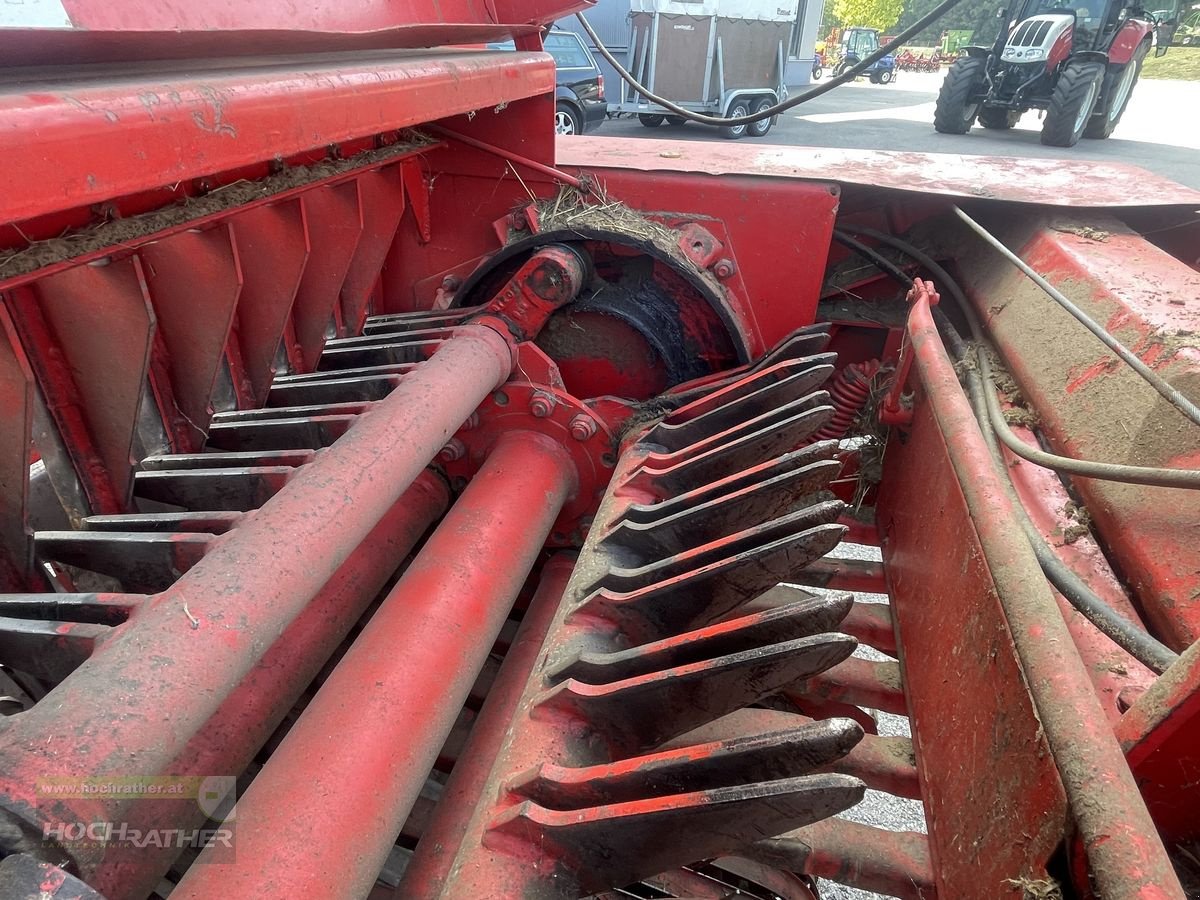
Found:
<box><xmin>1000</xmin><ymin>13</ymin><xmax>1073</xmax><ymax>63</ymax></box>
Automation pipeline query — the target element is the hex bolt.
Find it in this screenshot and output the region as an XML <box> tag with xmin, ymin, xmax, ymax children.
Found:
<box><xmin>438</xmin><ymin>438</ymin><xmax>466</xmax><ymax>463</ymax></box>
<box><xmin>714</xmin><ymin>258</ymin><xmax>736</xmax><ymax>279</ymax></box>
<box><xmin>461</xmin><ymin>412</ymin><xmax>480</xmax><ymax>431</ymax></box>
<box><xmin>569</xmin><ymin>414</ymin><xmax>597</xmax><ymax>441</ymax></box>
<box><xmin>530</xmin><ymin>391</ymin><xmax>557</xmax><ymax>419</ymax></box>
<box><xmin>441</xmin><ymin>275</ymin><xmax>461</xmax><ymax>292</ymax></box>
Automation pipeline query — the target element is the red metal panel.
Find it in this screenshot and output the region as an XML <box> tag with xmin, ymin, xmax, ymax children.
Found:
<box><xmin>229</xmin><ymin>200</ymin><xmax>310</xmax><ymax>406</ymax></box>
<box><xmin>882</xmin><ymin>294</ymin><xmax>1183</xmax><ymax>899</ymax></box>
<box><xmin>0</xmin><ymin>52</ymin><xmax>555</xmax><ymax>231</ymax></box>
<box><xmin>0</xmin><ymin>306</ymin><xmax>33</xmax><ymax>588</ymax></box>
<box><xmin>556</xmin><ymin>137</ymin><xmax>1200</xmax><ymax>209</ymax></box>
<box><xmin>339</xmin><ymin>168</ymin><xmax>407</xmax><ymax>336</ymax></box>
<box><xmin>140</xmin><ymin>225</ymin><xmax>243</xmax><ymax>448</ymax></box>
<box><xmin>8</xmin><ymin>257</ymin><xmax>155</xmax><ymax>514</ymax></box>
<box><xmin>556</xmin><ymin>167</ymin><xmax>840</xmax><ymax>355</ymax></box>
<box><xmin>292</xmin><ymin>184</ymin><xmax>363</xmax><ymax>372</ymax></box>
<box><xmin>880</xmin><ymin>388</ymin><xmax>1068</xmax><ymax>898</ymax></box>
<box><xmin>956</xmin><ymin>212</ymin><xmax>1200</xmax><ymax>649</ymax></box>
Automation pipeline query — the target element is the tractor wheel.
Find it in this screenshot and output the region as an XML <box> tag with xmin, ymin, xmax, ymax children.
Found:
<box><xmin>638</xmin><ymin>114</ymin><xmax>665</xmax><ymax>128</ymax></box>
<box><xmin>834</xmin><ymin>61</ymin><xmax>853</xmax><ymax>78</ymax></box>
<box><xmin>665</xmin><ymin>115</ymin><xmax>688</xmax><ymax>126</ymax></box>
<box><xmin>934</xmin><ymin>56</ymin><xmax>986</xmax><ymax>134</ymax></box>
<box><xmin>1083</xmin><ymin>41</ymin><xmax>1149</xmax><ymax>139</ymax></box>
<box><xmin>748</xmin><ymin>98</ymin><xmax>774</xmax><ymax>137</ymax></box>
<box><xmin>720</xmin><ymin>101</ymin><xmax>750</xmax><ymax>139</ymax></box>
<box><xmin>878</xmin><ymin>69</ymin><xmax>894</xmax><ymax>84</ymax></box>
<box><xmin>1041</xmin><ymin>60</ymin><xmax>1105</xmax><ymax>147</ymax></box>
<box><xmin>978</xmin><ymin>106</ymin><xmax>1020</xmax><ymax>129</ymax></box>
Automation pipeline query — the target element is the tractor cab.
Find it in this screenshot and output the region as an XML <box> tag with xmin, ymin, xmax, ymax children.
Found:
<box><xmin>833</xmin><ymin>26</ymin><xmax>898</xmax><ymax>83</ymax></box>
<box><xmin>934</xmin><ymin>0</ymin><xmax>1175</xmax><ymax>144</ymax></box>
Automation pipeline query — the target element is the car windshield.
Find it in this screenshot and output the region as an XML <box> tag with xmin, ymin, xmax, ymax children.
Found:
<box><xmin>544</xmin><ymin>33</ymin><xmax>594</xmax><ymax>68</ymax></box>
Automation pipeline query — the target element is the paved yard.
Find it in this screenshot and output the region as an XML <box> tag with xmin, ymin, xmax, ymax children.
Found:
<box><xmin>596</xmin><ymin>71</ymin><xmax>1200</xmax><ymax>192</ymax></box>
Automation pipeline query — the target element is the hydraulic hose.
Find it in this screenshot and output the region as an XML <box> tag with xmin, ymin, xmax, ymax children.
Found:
<box><xmin>576</xmin><ymin>0</ymin><xmax>970</xmax><ymax>127</ymax></box>
<box><xmin>837</xmin><ymin>225</ymin><xmax>1200</xmax><ymax>490</ymax></box>
<box><xmin>830</xmin><ymin>227</ymin><xmax>1181</xmax><ymax>672</ymax></box>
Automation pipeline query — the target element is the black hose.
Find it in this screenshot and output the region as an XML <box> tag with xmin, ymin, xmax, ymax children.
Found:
<box><xmin>576</xmin><ymin>0</ymin><xmax>970</xmax><ymax>127</ymax></box>
<box><xmin>841</xmin><ymin>224</ymin><xmax>1200</xmax><ymax>490</ymax></box>
<box><xmin>953</xmin><ymin>206</ymin><xmax>1200</xmax><ymax>429</ymax></box>
<box><xmin>832</xmin><ymin>226</ymin><xmax>1180</xmax><ymax>672</ymax></box>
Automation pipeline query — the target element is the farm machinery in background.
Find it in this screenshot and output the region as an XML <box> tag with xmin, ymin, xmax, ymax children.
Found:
<box><xmin>934</xmin><ymin>0</ymin><xmax>1181</xmax><ymax>145</ymax></box>
<box><xmin>1</xmin><ymin>2</ymin><xmax>1200</xmax><ymax>900</ymax></box>
<box><xmin>824</xmin><ymin>26</ymin><xmax>900</xmax><ymax>82</ymax></box>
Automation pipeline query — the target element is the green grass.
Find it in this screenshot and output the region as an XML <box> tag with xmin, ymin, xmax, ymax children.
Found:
<box><xmin>1142</xmin><ymin>45</ymin><xmax>1200</xmax><ymax>80</ymax></box>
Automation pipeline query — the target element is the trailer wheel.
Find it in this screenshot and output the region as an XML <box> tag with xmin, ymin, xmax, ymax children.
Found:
<box><xmin>665</xmin><ymin>115</ymin><xmax>688</xmax><ymax>126</ymax></box>
<box><xmin>747</xmin><ymin>98</ymin><xmax>774</xmax><ymax>137</ymax></box>
<box><xmin>978</xmin><ymin>106</ymin><xmax>1020</xmax><ymax>129</ymax></box>
<box><xmin>1083</xmin><ymin>40</ymin><xmax>1148</xmax><ymax>139</ymax></box>
<box><xmin>1041</xmin><ymin>60</ymin><xmax>1104</xmax><ymax>146</ymax></box>
<box><xmin>934</xmin><ymin>57</ymin><xmax>986</xmax><ymax>134</ymax></box>
<box><xmin>638</xmin><ymin>114</ymin><xmax>665</xmax><ymax>128</ymax></box>
<box><xmin>720</xmin><ymin>101</ymin><xmax>750</xmax><ymax>139</ymax></box>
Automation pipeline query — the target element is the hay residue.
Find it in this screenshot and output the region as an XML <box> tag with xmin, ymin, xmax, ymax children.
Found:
<box><xmin>0</xmin><ymin>134</ymin><xmax>437</xmax><ymax>280</ymax></box>
<box><xmin>533</xmin><ymin>186</ymin><xmax>682</xmax><ymax>256</ymax></box>
<box><xmin>1051</xmin><ymin>222</ymin><xmax>1111</xmax><ymax>242</ymax></box>
<box><xmin>1061</xmin><ymin>500</ymin><xmax>1092</xmax><ymax>544</ymax></box>
<box><xmin>1004</xmin><ymin>876</ymin><xmax>1063</xmax><ymax>900</ymax></box>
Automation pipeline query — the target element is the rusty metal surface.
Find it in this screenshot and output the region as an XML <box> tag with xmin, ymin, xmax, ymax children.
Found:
<box><xmin>883</xmin><ymin>294</ymin><xmax>1184</xmax><ymax>898</ymax></box>
<box><xmin>557</xmin><ymin>138</ymin><xmax>1200</xmax><ymax>208</ymax></box>
<box><xmin>954</xmin><ymin>210</ymin><xmax>1200</xmax><ymax>650</ymax></box>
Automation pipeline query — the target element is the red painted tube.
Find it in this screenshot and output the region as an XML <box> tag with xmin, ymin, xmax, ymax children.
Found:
<box><xmin>400</xmin><ymin>554</ymin><xmax>577</xmax><ymax>897</ymax></box>
<box><xmin>173</xmin><ymin>430</ymin><xmax>577</xmax><ymax>900</ymax></box>
<box><xmin>0</xmin><ymin>323</ymin><xmax>514</xmax><ymax>868</ymax></box>
<box><xmin>88</xmin><ymin>471</ymin><xmax>450</xmax><ymax>899</ymax></box>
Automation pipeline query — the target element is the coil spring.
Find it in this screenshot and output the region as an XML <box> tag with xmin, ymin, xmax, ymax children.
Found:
<box><xmin>812</xmin><ymin>359</ymin><xmax>883</xmax><ymax>442</ymax></box>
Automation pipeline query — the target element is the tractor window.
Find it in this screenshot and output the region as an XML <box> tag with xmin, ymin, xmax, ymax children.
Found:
<box><xmin>846</xmin><ymin>30</ymin><xmax>880</xmax><ymax>56</ymax></box>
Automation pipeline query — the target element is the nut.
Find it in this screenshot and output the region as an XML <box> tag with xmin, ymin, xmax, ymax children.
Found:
<box><xmin>569</xmin><ymin>414</ymin><xmax>597</xmax><ymax>442</ymax></box>
<box><xmin>437</xmin><ymin>438</ymin><xmax>466</xmax><ymax>464</ymax></box>
<box><xmin>714</xmin><ymin>258</ymin><xmax>736</xmax><ymax>279</ymax></box>
<box><xmin>530</xmin><ymin>391</ymin><xmax>557</xmax><ymax>419</ymax></box>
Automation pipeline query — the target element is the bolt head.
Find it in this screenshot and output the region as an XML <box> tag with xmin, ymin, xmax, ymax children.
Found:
<box><xmin>530</xmin><ymin>392</ymin><xmax>556</xmax><ymax>418</ymax></box>
<box><xmin>714</xmin><ymin>258</ymin><xmax>736</xmax><ymax>279</ymax></box>
<box><xmin>438</xmin><ymin>438</ymin><xmax>466</xmax><ymax>463</ymax></box>
<box><xmin>569</xmin><ymin>414</ymin><xmax>597</xmax><ymax>441</ymax></box>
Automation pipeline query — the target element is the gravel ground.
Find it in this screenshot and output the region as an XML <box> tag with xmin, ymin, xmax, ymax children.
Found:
<box><xmin>808</xmin><ymin>541</ymin><xmax>926</xmax><ymax>900</ymax></box>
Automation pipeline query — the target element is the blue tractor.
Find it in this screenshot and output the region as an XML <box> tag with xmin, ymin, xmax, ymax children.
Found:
<box><xmin>834</xmin><ymin>26</ymin><xmax>898</xmax><ymax>83</ymax></box>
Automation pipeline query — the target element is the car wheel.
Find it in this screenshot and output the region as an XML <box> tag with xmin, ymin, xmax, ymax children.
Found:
<box><xmin>638</xmin><ymin>114</ymin><xmax>665</xmax><ymax>127</ymax></box>
<box><xmin>747</xmin><ymin>98</ymin><xmax>774</xmax><ymax>137</ymax></box>
<box><xmin>719</xmin><ymin>101</ymin><xmax>750</xmax><ymax>139</ymax></box>
<box><xmin>666</xmin><ymin>115</ymin><xmax>688</xmax><ymax>126</ymax></box>
<box><xmin>555</xmin><ymin>102</ymin><xmax>580</xmax><ymax>136</ymax></box>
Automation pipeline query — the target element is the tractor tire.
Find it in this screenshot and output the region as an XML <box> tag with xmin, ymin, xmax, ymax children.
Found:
<box><xmin>748</xmin><ymin>98</ymin><xmax>774</xmax><ymax>137</ymax></box>
<box><xmin>638</xmin><ymin>114</ymin><xmax>665</xmax><ymax>128</ymax></box>
<box><xmin>878</xmin><ymin>69</ymin><xmax>894</xmax><ymax>84</ymax></box>
<box><xmin>934</xmin><ymin>56</ymin><xmax>986</xmax><ymax>134</ymax></box>
<box><xmin>720</xmin><ymin>101</ymin><xmax>750</xmax><ymax>139</ymax></box>
<box><xmin>1041</xmin><ymin>60</ymin><xmax>1105</xmax><ymax>147</ymax></box>
<box><xmin>978</xmin><ymin>106</ymin><xmax>1020</xmax><ymax>129</ymax></box>
<box><xmin>1083</xmin><ymin>41</ymin><xmax>1149</xmax><ymax>139</ymax></box>
<box><xmin>665</xmin><ymin>115</ymin><xmax>688</xmax><ymax>126</ymax></box>
<box><xmin>834</xmin><ymin>61</ymin><xmax>853</xmax><ymax>78</ymax></box>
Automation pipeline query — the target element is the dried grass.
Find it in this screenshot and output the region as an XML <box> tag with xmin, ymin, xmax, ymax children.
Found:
<box><xmin>0</xmin><ymin>134</ymin><xmax>436</xmax><ymax>280</ymax></box>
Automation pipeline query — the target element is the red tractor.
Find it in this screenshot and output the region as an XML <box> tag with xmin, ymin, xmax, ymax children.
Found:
<box><xmin>934</xmin><ymin>0</ymin><xmax>1177</xmax><ymax>145</ymax></box>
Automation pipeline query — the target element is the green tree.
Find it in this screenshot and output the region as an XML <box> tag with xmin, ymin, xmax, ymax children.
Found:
<box><xmin>831</xmin><ymin>0</ymin><xmax>906</xmax><ymax>31</ymax></box>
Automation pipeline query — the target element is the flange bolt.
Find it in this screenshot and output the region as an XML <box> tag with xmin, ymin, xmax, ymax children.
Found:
<box><xmin>530</xmin><ymin>391</ymin><xmax>557</xmax><ymax>419</ymax></box>
<box><xmin>438</xmin><ymin>438</ymin><xmax>466</xmax><ymax>464</ymax></box>
<box><xmin>569</xmin><ymin>414</ymin><xmax>598</xmax><ymax>442</ymax></box>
